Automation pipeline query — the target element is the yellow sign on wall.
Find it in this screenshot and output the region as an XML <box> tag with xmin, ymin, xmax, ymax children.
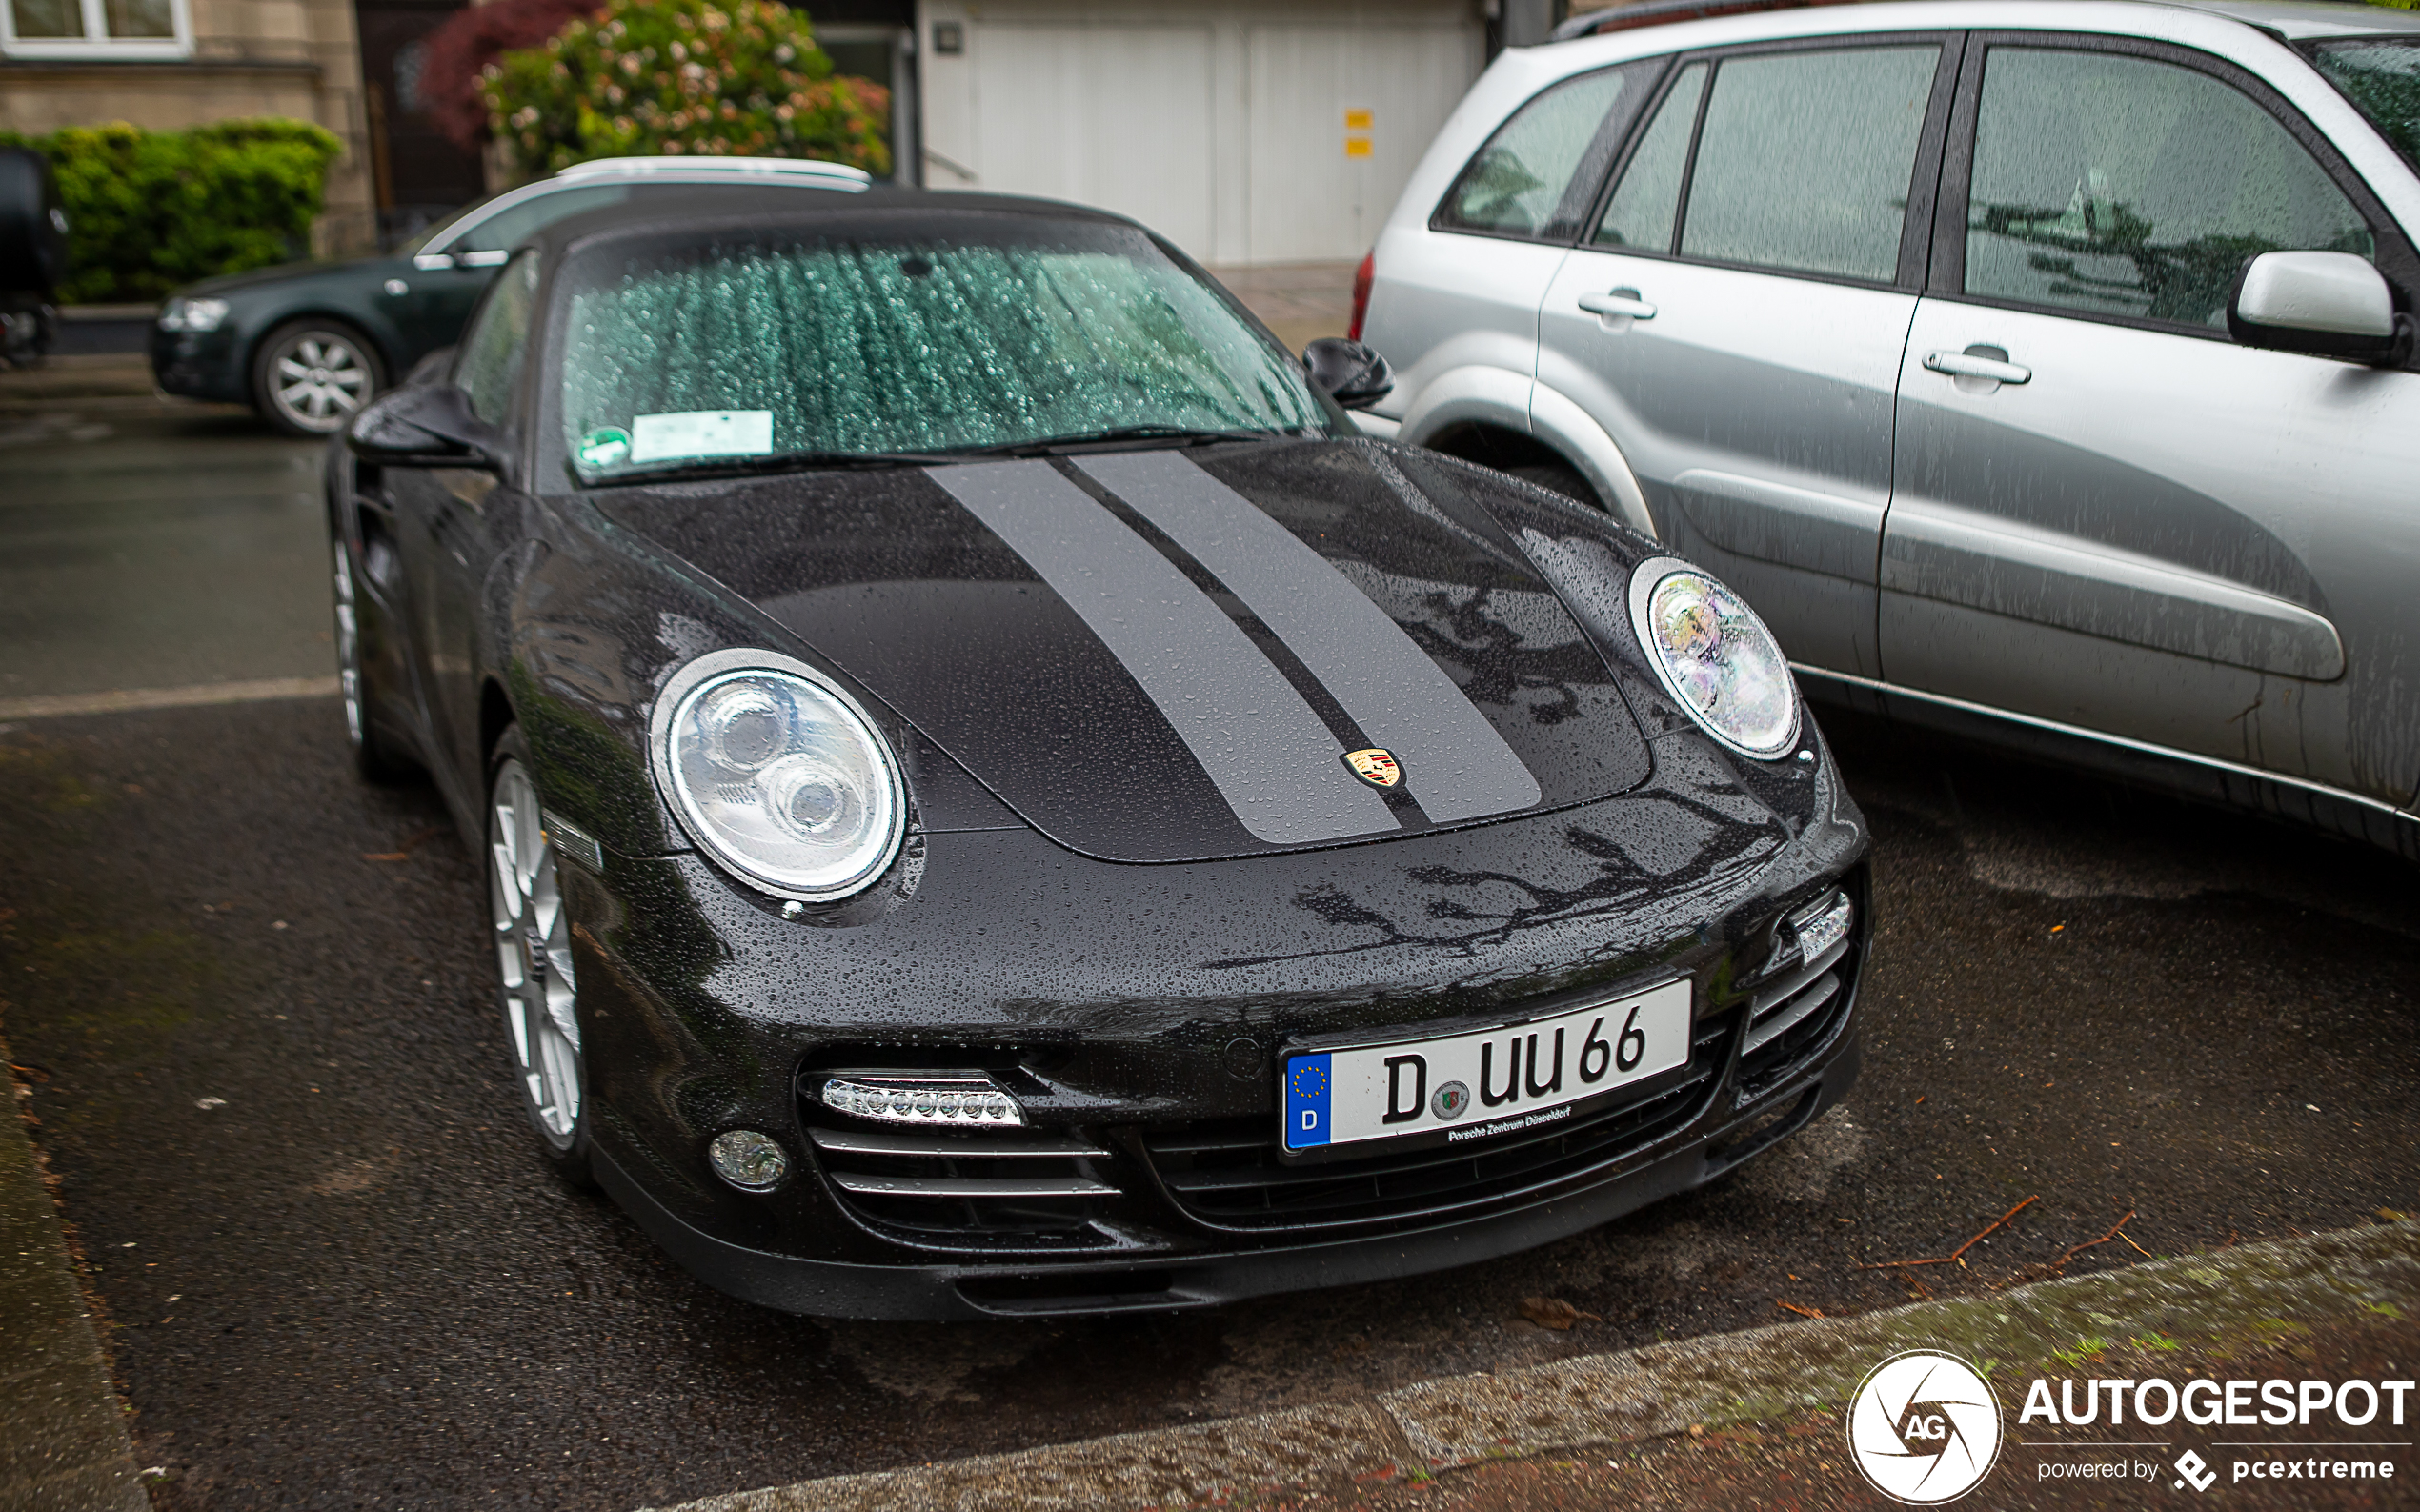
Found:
<box><xmin>1344</xmin><ymin>137</ymin><xmax>1372</xmax><ymax>158</ymax></box>
<box><xmin>1344</xmin><ymin>109</ymin><xmax>1374</xmax><ymax>130</ymax></box>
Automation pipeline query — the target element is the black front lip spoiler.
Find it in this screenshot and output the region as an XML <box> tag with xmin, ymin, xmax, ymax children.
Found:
<box><xmin>590</xmin><ymin>1034</ymin><xmax>1862</xmax><ymax>1321</ymax></box>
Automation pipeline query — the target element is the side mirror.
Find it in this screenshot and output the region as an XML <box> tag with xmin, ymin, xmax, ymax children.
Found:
<box><xmin>1303</xmin><ymin>336</ymin><xmax>1395</xmax><ymax>411</ymax></box>
<box><xmin>2229</xmin><ymin>251</ymin><xmax>2410</xmax><ymax>366</ymax></box>
<box><xmin>347</xmin><ymin>382</ymin><xmax>504</xmax><ymax>468</ymax></box>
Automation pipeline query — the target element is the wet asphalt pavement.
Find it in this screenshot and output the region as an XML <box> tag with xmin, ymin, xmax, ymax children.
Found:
<box><xmin>2</xmin><ymin>409</ymin><xmax>2417</xmax><ymax>1511</ymax></box>
<box><xmin>0</xmin><ymin>405</ymin><xmax>333</xmax><ymax>701</ymax></box>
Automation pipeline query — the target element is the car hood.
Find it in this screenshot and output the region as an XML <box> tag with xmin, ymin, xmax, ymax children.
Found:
<box><xmin>595</xmin><ymin>438</ymin><xmax>1654</xmax><ymax>863</ymax></box>
<box><xmin>175</xmin><ymin>252</ymin><xmax>412</xmax><ymax>301</ymax></box>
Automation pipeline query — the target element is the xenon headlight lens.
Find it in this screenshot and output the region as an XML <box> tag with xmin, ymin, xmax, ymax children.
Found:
<box><xmin>655</xmin><ymin>656</ymin><xmax>905</xmax><ymax>901</ymax></box>
<box><xmin>1626</xmin><ymin>558</ymin><xmax>1799</xmax><ymax>759</ymax></box>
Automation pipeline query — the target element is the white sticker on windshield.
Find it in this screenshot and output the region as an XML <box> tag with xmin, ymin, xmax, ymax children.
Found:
<box><xmin>629</xmin><ymin>410</ymin><xmax>774</xmax><ymax>464</ymax></box>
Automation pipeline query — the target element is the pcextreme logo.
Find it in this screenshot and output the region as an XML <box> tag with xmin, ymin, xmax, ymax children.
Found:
<box><xmin>1848</xmin><ymin>1350</ymin><xmax>2006</xmax><ymax>1503</ymax></box>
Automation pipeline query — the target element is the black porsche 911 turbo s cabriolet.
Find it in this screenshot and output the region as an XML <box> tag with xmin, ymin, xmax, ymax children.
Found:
<box><xmin>331</xmin><ymin>186</ymin><xmax>1871</xmax><ymax>1320</ymax></box>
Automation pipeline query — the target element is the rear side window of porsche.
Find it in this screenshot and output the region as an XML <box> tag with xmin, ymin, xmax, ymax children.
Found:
<box><xmin>1433</xmin><ymin>60</ymin><xmax>1661</xmax><ymax>241</ymax></box>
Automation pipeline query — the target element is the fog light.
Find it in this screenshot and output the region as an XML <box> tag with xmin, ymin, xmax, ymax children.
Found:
<box><xmin>819</xmin><ymin>1073</ymin><xmax>1024</xmax><ymax>1127</ymax></box>
<box><xmin>707</xmin><ymin>1129</ymin><xmax>790</xmax><ymax>1191</ymax></box>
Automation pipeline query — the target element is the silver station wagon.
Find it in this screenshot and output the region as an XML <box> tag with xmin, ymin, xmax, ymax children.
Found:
<box><xmin>1358</xmin><ymin>0</ymin><xmax>2420</xmax><ymax>859</ymax></box>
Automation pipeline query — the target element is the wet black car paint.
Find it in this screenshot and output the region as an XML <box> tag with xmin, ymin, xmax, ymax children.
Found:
<box><xmin>333</xmin><ymin>192</ymin><xmax>1870</xmax><ymax>1319</ymax></box>
<box><xmin>610</xmin><ymin>443</ymin><xmax>1658</xmax><ymax>861</ymax></box>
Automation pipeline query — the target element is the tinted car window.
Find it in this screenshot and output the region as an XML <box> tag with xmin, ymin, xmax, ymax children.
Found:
<box><xmin>1966</xmin><ymin>49</ymin><xmax>2371</xmax><ymax>330</ymax></box>
<box><xmin>2309</xmin><ymin>39</ymin><xmax>2420</xmax><ymax>177</ymax></box>
<box><xmin>456</xmin><ymin>252</ymin><xmax>537</xmax><ymax>426</ymax></box>
<box><xmin>447</xmin><ymin>184</ymin><xmax>633</xmax><ymax>255</ymax></box>
<box><xmin>1595</xmin><ymin>61</ymin><xmax>1708</xmax><ymax>252</ymax></box>
<box><xmin>1678</xmin><ymin>47</ymin><xmax>1938</xmax><ymax>281</ymax></box>
<box><xmin>1434</xmin><ymin>64</ymin><xmax>1654</xmax><ymax>240</ymax></box>
<box><xmin>558</xmin><ymin>220</ymin><xmax>1329</xmax><ymax>479</ymax></box>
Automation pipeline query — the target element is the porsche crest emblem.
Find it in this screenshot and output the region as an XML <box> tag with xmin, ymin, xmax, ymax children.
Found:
<box><xmin>1343</xmin><ymin>747</ymin><xmax>1403</xmax><ymax>790</ymax></box>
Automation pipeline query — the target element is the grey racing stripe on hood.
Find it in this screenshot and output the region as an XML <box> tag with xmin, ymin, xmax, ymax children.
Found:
<box><xmin>926</xmin><ymin>459</ymin><xmax>1399</xmax><ymax>846</ymax></box>
<box><xmin>1076</xmin><ymin>451</ymin><xmax>1543</xmax><ymax>825</ymax></box>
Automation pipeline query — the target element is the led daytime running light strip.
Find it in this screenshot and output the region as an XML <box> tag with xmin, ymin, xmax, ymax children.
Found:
<box><xmin>1789</xmin><ymin>889</ymin><xmax>1854</xmax><ymax>963</ymax></box>
<box><xmin>820</xmin><ymin>1075</ymin><xmax>1024</xmax><ymax>1127</ymax></box>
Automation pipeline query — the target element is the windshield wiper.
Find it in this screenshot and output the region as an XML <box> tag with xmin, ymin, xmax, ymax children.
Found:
<box><xmin>593</xmin><ymin>449</ymin><xmax>961</xmax><ymax>486</ymax></box>
<box><xmin>968</xmin><ymin>425</ymin><xmax>1290</xmax><ymax>457</ymax></box>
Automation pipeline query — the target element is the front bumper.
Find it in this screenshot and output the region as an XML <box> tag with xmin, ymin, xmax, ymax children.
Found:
<box><xmin>150</xmin><ymin>323</ymin><xmax>246</xmax><ymax>405</ymax></box>
<box><xmin>595</xmin><ymin>1031</ymin><xmax>1862</xmax><ymax>1320</ymax></box>
<box><xmin>560</xmin><ymin>727</ymin><xmax>1871</xmax><ymax>1319</ymax></box>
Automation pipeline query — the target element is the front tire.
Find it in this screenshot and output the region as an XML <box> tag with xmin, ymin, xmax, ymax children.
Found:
<box><xmin>1507</xmin><ymin>461</ymin><xmax>1602</xmax><ymax>510</ymax></box>
<box><xmin>253</xmin><ymin>318</ymin><xmax>384</xmax><ymax>437</ymax></box>
<box><xmin>488</xmin><ymin>726</ymin><xmax>595</xmax><ymax>1185</ymax></box>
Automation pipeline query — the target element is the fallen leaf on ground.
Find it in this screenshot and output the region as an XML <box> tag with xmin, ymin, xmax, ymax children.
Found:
<box><xmin>1519</xmin><ymin>1296</ymin><xmax>1600</xmax><ymax>1330</ymax></box>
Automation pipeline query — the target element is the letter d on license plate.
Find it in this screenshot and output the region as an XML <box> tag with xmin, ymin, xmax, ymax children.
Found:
<box><xmin>1281</xmin><ymin>979</ymin><xmax>1692</xmax><ymax>1156</ymax></box>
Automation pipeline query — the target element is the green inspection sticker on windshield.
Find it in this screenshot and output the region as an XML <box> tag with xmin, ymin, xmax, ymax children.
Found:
<box><xmin>577</xmin><ymin>427</ymin><xmax>631</xmax><ymax>469</ymax></box>
<box><xmin>630</xmin><ymin>410</ymin><xmax>775</xmax><ymax>465</ymax></box>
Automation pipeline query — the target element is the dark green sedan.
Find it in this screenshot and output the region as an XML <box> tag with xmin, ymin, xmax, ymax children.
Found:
<box><xmin>151</xmin><ymin>155</ymin><xmax>872</xmax><ymax>435</ymax></box>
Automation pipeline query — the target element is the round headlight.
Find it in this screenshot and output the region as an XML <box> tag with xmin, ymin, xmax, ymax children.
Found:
<box><xmin>1625</xmin><ymin>557</ymin><xmax>1799</xmax><ymax>759</ymax></box>
<box><xmin>651</xmin><ymin>650</ymin><xmax>906</xmax><ymax>901</ymax></box>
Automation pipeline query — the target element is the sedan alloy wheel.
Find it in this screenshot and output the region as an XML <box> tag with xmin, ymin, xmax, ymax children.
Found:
<box><xmin>259</xmin><ymin>322</ymin><xmax>380</xmax><ymax>435</ymax></box>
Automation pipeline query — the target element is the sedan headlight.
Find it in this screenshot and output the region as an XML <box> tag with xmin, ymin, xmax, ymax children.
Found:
<box><xmin>1625</xmin><ymin>556</ymin><xmax>1799</xmax><ymax>759</ymax></box>
<box><xmin>650</xmin><ymin>649</ymin><xmax>907</xmax><ymax>901</ymax></box>
<box><xmin>158</xmin><ymin>296</ymin><xmax>229</xmax><ymax>333</ymax></box>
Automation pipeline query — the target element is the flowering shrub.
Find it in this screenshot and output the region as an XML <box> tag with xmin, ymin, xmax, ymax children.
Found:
<box><xmin>417</xmin><ymin>0</ymin><xmax>601</xmax><ymax>155</ymax></box>
<box><xmin>482</xmin><ymin>0</ymin><xmax>889</xmax><ymax>180</ymax></box>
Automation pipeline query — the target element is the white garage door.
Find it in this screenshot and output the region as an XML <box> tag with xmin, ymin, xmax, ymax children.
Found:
<box><xmin>969</xmin><ymin>24</ymin><xmax>1217</xmax><ymax>257</ymax></box>
<box><xmin>1246</xmin><ymin>25</ymin><xmax>1482</xmax><ymax>263</ymax></box>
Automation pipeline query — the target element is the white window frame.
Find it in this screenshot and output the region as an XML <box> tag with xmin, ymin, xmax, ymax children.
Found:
<box><xmin>1</xmin><ymin>0</ymin><xmax>192</xmax><ymax>60</ymax></box>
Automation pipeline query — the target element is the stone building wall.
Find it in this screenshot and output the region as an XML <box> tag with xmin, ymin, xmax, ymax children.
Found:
<box><xmin>1</xmin><ymin>0</ymin><xmax>376</xmax><ymax>259</ymax></box>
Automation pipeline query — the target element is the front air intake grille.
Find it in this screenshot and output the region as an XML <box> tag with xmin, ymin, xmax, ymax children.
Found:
<box><xmin>805</xmin><ymin>1122</ymin><xmax>1128</xmax><ymax>1252</ymax></box>
<box><xmin>1141</xmin><ymin>1016</ymin><xmax>1730</xmax><ymax>1236</ymax></box>
<box><xmin>1734</xmin><ymin>918</ymin><xmax>1858</xmax><ymax>1102</ymax></box>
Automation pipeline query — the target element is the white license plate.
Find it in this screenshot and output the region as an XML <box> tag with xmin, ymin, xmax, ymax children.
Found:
<box><xmin>1281</xmin><ymin>978</ymin><xmax>1692</xmax><ymax>1157</ymax></box>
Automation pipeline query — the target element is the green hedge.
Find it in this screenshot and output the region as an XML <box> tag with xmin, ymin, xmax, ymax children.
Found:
<box><xmin>0</xmin><ymin>118</ymin><xmax>343</xmax><ymax>305</ymax></box>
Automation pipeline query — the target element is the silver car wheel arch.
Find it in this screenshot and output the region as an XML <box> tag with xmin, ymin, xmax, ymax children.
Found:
<box><xmin>1396</xmin><ymin>368</ymin><xmax>1660</xmax><ymax>540</ymax></box>
<box><xmin>1523</xmin><ymin>383</ymin><xmax>1658</xmax><ymax>539</ymax></box>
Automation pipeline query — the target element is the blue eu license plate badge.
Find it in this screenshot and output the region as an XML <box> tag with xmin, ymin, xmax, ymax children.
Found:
<box><xmin>1285</xmin><ymin>1054</ymin><xmax>1332</xmax><ymax>1149</ymax></box>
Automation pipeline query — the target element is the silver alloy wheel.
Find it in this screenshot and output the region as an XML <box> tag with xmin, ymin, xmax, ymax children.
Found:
<box><xmin>490</xmin><ymin>758</ymin><xmax>581</xmax><ymax>1150</ymax></box>
<box><xmin>333</xmin><ymin>541</ymin><xmax>363</xmax><ymax>750</ymax></box>
<box><xmin>269</xmin><ymin>328</ymin><xmax>373</xmax><ymax>433</ymax></box>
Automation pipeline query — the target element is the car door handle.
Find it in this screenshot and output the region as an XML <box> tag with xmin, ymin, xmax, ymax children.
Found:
<box><xmin>1578</xmin><ymin>289</ymin><xmax>1657</xmax><ymax>320</ymax></box>
<box><xmin>1922</xmin><ymin>348</ymin><xmax>2031</xmax><ymax>385</ymax></box>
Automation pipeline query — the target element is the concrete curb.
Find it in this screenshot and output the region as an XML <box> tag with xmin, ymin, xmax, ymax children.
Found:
<box><xmin>0</xmin><ymin>1040</ymin><xmax>148</xmax><ymax>1512</ymax></box>
<box><xmin>640</xmin><ymin>1221</ymin><xmax>2420</xmax><ymax>1512</ymax></box>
